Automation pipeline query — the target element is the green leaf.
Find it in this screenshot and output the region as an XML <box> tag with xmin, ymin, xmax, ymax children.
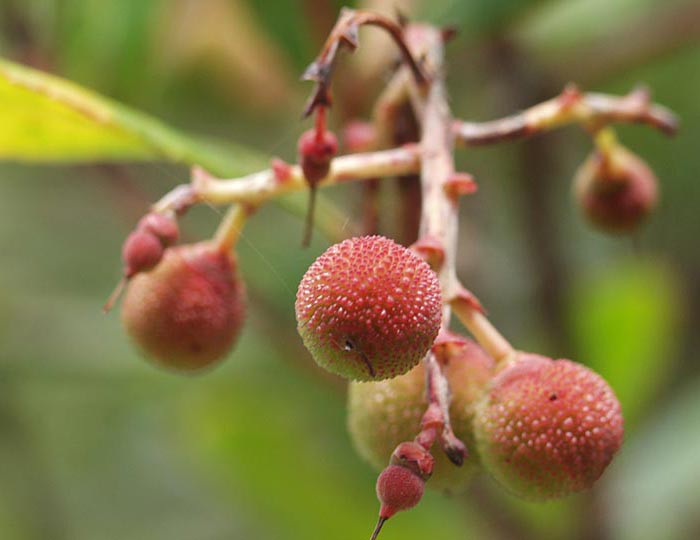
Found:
<box><xmin>568</xmin><ymin>257</ymin><xmax>682</xmax><ymax>426</ymax></box>
<box><xmin>179</xmin><ymin>343</ymin><xmax>476</xmax><ymax>540</ymax></box>
<box><xmin>602</xmin><ymin>376</ymin><xmax>700</xmax><ymax>540</ymax></box>
<box><xmin>0</xmin><ymin>57</ymin><xmax>263</xmax><ymax>176</ymax></box>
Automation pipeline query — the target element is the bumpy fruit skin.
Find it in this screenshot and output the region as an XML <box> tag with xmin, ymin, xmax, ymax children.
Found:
<box><xmin>121</xmin><ymin>242</ymin><xmax>245</xmax><ymax>372</ymax></box>
<box><xmin>295</xmin><ymin>236</ymin><xmax>442</xmax><ymax>381</ymax></box>
<box><xmin>574</xmin><ymin>148</ymin><xmax>658</xmax><ymax>233</ymax></box>
<box><xmin>376</xmin><ymin>465</ymin><xmax>425</xmax><ymax>518</ymax></box>
<box><xmin>348</xmin><ymin>339</ymin><xmax>494</xmax><ymax>492</ymax></box>
<box><xmin>474</xmin><ymin>354</ymin><xmax>623</xmax><ymax>500</ymax></box>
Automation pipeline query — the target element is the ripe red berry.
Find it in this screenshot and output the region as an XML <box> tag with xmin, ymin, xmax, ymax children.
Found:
<box><xmin>122</xmin><ymin>230</ymin><xmax>164</xmax><ymax>278</ymax></box>
<box><xmin>574</xmin><ymin>147</ymin><xmax>658</xmax><ymax>233</ymax></box>
<box><xmin>297</xmin><ymin>128</ymin><xmax>338</xmax><ymax>183</ymax></box>
<box><xmin>474</xmin><ymin>353</ymin><xmax>624</xmax><ymax>500</ymax></box>
<box><xmin>295</xmin><ymin>235</ymin><xmax>442</xmax><ymax>381</ymax></box>
<box><xmin>137</xmin><ymin>212</ymin><xmax>179</xmax><ymax>246</ymax></box>
<box><xmin>348</xmin><ymin>336</ymin><xmax>493</xmax><ymax>491</ymax></box>
<box><xmin>121</xmin><ymin>242</ymin><xmax>246</xmax><ymax>372</ymax></box>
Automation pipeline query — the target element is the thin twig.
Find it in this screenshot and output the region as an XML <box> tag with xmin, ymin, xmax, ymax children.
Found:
<box><xmin>152</xmin><ymin>145</ymin><xmax>421</xmax><ymax>213</ymax></box>
<box><xmin>301</xmin><ymin>8</ymin><xmax>428</xmax><ymax>117</ymax></box>
<box><xmin>453</xmin><ymin>84</ymin><xmax>678</xmax><ymax>147</ymax></box>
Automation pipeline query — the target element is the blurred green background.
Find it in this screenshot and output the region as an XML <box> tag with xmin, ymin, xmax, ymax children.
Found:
<box><xmin>0</xmin><ymin>1</ymin><xmax>699</xmax><ymax>539</ymax></box>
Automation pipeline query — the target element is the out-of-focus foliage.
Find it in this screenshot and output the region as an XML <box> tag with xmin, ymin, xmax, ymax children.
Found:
<box><xmin>0</xmin><ymin>58</ymin><xmax>263</xmax><ymax>174</ymax></box>
<box><xmin>0</xmin><ymin>0</ymin><xmax>698</xmax><ymax>539</ymax></box>
<box><xmin>568</xmin><ymin>258</ymin><xmax>683</xmax><ymax>427</ymax></box>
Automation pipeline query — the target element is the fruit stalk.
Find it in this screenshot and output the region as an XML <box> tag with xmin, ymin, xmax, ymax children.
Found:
<box><xmin>214</xmin><ymin>204</ymin><xmax>251</xmax><ymax>251</ymax></box>
<box><xmin>406</xmin><ymin>22</ymin><xmax>471</xmax><ymax>467</ymax></box>
<box><xmin>151</xmin><ymin>145</ymin><xmax>421</xmax><ymax>214</ymax></box>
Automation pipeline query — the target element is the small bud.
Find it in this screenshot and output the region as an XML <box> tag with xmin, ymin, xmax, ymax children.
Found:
<box><xmin>122</xmin><ymin>230</ymin><xmax>164</xmax><ymax>278</ymax></box>
<box><xmin>297</xmin><ymin>128</ymin><xmax>338</xmax><ymax>184</ymax></box>
<box><xmin>390</xmin><ymin>441</ymin><xmax>434</xmax><ymax>480</ymax></box>
<box><xmin>444</xmin><ymin>172</ymin><xmax>477</xmax><ymax>198</ymax></box>
<box><xmin>376</xmin><ymin>465</ymin><xmax>424</xmax><ymax>518</ymax></box>
<box><xmin>371</xmin><ymin>464</ymin><xmax>425</xmax><ymax>539</ymax></box>
<box><xmin>348</xmin><ymin>335</ymin><xmax>494</xmax><ymax>493</ymax></box>
<box><xmin>574</xmin><ymin>147</ymin><xmax>658</xmax><ymax>233</ymax></box>
<box><xmin>137</xmin><ymin>212</ymin><xmax>179</xmax><ymax>246</ymax></box>
<box><xmin>342</xmin><ymin>120</ymin><xmax>376</xmax><ymax>152</ymax></box>
<box><xmin>410</xmin><ymin>235</ymin><xmax>445</xmax><ymax>270</ymax></box>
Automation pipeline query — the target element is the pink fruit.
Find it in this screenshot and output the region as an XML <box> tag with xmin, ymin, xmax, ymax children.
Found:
<box><xmin>121</xmin><ymin>230</ymin><xmax>164</xmax><ymax>278</ymax></box>
<box><xmin>295</xmin><ymin>235</ymin><xmax>442</xmax><ymax>381</ymax></box>
<box><xmin>574</xmin><ymin>147</ymin><xmax>658</xmax><ymax>233</ymax></box>
<box><xmin>474</xmin><ymin>353</ymin><xmax>624</xmax><ymax>499</ymax></box>
<box><xmin>121</xmin><ymin>242</ymin><xmax>246</xmax><ymax>372</ymax></box>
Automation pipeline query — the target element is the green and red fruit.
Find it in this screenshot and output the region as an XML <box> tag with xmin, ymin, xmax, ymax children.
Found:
<box><xmin>121</xmin><ymin>242</ymin><xmax>246</xmax><ymax>372</ymax></box>
<box><xmin>348</xmin><ymin>335</ymin><xmax>494</xmax><ymax>491</ymax></box>
<box><xmin>296</xmin><ymin>235</ymin><xmax>442</xmax><ymax>381</ymax></box>
<box><xmin>474</xmin><ymin>353</ymin><xmax>624</xmax><ymax>500</ymax></box>
<box><xmin>574</xmin><ymin>147</ymin><xmax>658</xmax><ymax>233</ymax></box>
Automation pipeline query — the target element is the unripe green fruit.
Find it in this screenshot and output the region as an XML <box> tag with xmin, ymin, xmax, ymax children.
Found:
<box><xmin>574</xmin><ymin>147</ymin><xmax>658</xmax><ymax>233</ymax></box>
<box><xmin>296</xmin><ymin>236</ymin><xmax>442</xmax><ymax>381</ymax></box>
<box><xmin>474</xmin><ymin>353</ymin><xmax>624</xmax><ymax>500</ymax></box>
<box><xmin>121</xmin><ymin>242</ymin><xmax>246</xmax><ymax>372</ymax></box>
<box><xmin>348</xmin><ymin>338</ymin><xmax>494</xmax><ymax>492</ymax></box>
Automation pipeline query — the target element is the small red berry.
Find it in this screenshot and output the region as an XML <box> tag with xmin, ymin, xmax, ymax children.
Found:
<box><xmin>295</xmin><ymin>236</ymin><xmax>442</xmax><ymax>381</ymax></box>
<box><xmin>474</xmin><ymin>353</ymin><xmax>624</xmax><ymax>499</ymax></box>
<box><xmin>297</xmin><ymin>128</ymin><xmax>338</xmax><ymax>183</ymax></box>
<box><xmin>122</xmin><ymin>230</ymin><xmax>164</xmax><ymax>278</ymax></box>
<box><xmin>370</xmin><ymin>464</ymin><xmax>426</xmax><ymax>539</ymax></box>
<box><xmin>574</xmin><ymin>147</ymin><xmax>658</xmax><ymax>233</ymax></box>
<box><xmin>376</xmin><ymin>465</ymin><xmax>425</xmax><ymax>518</ymax></box>
<box><xmin>121</xmin><ymin>242</ymin><xmax>246</xmax><ymax>372</ymax></box>
<box><xmin>137</xmin><ymin>212</ymin><xmax>179</xmax><ymax>246</ymax></box>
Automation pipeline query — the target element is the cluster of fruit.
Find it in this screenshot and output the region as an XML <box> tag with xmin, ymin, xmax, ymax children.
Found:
<box><xmin>296</xmin><ymin>236</ymin><xmax>623</xmax><ymax>535</ymax></box>
<box><xmin>113</xmin><ymin>227</ymin><xmax>623</xmax><ymax>535</ymax></box>
<box><xmin>104</xmin><ymin>14</ymin><xmax>667</xmax><ymax>537</ymax></box>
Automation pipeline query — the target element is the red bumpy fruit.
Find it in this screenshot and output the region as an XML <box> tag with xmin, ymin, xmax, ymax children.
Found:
<box><xmin>574</xmin><ymin>146</ymin><xmax>658</xmax><ymax>233</ymax></box>
<box><xmin>295</xmin><ymin>235</ymin><xmax>442</xmax><ymax>381</ymax></box>
<box><xmin>121</xmin><ymin>241</ymin><xmax>246</xmax><ymax>372</ymax></box>
<box><xmin>474</xmin><ymin>353</ymin><xmax>624</xmax><ymax>500</ymax></box>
